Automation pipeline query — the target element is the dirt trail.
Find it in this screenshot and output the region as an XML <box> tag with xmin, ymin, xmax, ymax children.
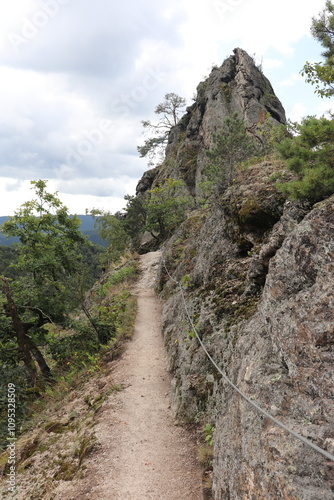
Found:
<box><xmin>54</xmin><ymin>251</ymin><xmax>203</xmax><ymax>500</ymax></box>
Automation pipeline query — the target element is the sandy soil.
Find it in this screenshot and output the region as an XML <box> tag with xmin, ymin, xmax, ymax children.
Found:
<box><xmin>53</xmin><ymin>251</ymin><xmax>203</xmax><ymax>500</ymax></box>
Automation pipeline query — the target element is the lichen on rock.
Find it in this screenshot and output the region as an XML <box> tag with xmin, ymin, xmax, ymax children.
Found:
<box><xmin>149</xmin><ymin>49</ymin><xmax>334</xmax><ymax>499</ymax></box>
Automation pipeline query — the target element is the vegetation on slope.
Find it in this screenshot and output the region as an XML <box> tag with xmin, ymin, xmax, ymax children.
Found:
<box><xmin>0</xmin><ymin>250</ymin><xmax>139</xmax><ymax>498</ymax></box>
<box><xmin>0</xmin><ymin>181</ymin><xmax>139</xmax><ymax>464</ymax></box>
<box><xmin>1</xmin><ymin>3</ymin><xmax>334</xmax><ymax>496</ymax></box>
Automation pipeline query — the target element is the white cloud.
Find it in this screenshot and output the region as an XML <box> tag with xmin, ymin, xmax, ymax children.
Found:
<box><xmin>279</xmin><ymin>73</ymin><xmax>304</xmax><ymax>87</ymax></box>
<box><xmin>0</xmin><ymin>0</ymin><xmax>330</xmax><ymax>215</ymax></box>
<box><xmin>56</xmin><ymin>176</ymin><xmax>137</xmax><ymax>198</ymax></box>
<box><xmin>262</xmin><ymin>58</ymin><xmax>284</xmax><ymax>70</ymax></box>
<box><xmin>209</xmin><ymin>0</ymin><xmax>326</xmax><ymax>56</ymax></box>
<box><xmin>316</xmin><ymin>101</ymin><xmax>334</xmax><ymax>117</ymax></box>
<box><xmin>0</xmin><ymin>177</ymin><xmax>40</xmax><ymax>215</ymax></box>
<box><xmin>289</xmin><ymin>103</ymin><xmax>308</xmax><ymax>122</ymax></box>
<box><xmin>54</xmin><ymin>176</ymin><xmax>138</xmax><ymax>214</ymax></box>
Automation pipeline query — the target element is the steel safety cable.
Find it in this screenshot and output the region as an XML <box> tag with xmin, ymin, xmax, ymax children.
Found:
<box><xmin>162</xmin><ymin>258</ymin><xmax>334</xmax><ymax>462</ymax></box>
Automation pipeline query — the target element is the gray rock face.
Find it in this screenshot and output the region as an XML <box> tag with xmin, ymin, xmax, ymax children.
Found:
<box><xmin>137</xmin><ymin>48</ymin><xmax>286</xmax><ymax>196</ymax></box>
<box><xmin>135</xmin><ymin>166</ymin><xmax>159</xmax><ymax>196</ymax></box>
<box><xmin>134</xmin><ymin>48</ymin><xmax>333</xmax><ymax>498</ymax></box>
<box><xmin>213</xmin><ymin>197</ymin><xmax>334</xmax><ymax>499</ymax></box>
<box><xmin>158</xmin><ymin>194</ymin><xmax>334</xmax><ymax>499</ymax></box>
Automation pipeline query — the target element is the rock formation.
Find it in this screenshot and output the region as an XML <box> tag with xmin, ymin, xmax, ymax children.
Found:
<box><xmin>136</xmin><ymin>49</ymin><xmax>334</xmax><ymax>498</ymax></box>
<box><xmin>159</xmin><ymin>187</ymin><xmax>334</xmax><ymax>499</ymax></box>
<box><xmin>136</xmin><ymin>47</ymin><xmax>286</xmax><ymax>197</ymax></box>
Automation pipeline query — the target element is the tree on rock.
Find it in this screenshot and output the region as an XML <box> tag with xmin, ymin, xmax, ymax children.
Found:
<box><xmin>205</xmin><ymin>112</ymin><xmax>260</xmax><ymax>194</ymax></box>
<box><xmin>137</xmin><ymin>93</ymin><xmax>186</xmax><ymax>166</ymax></box>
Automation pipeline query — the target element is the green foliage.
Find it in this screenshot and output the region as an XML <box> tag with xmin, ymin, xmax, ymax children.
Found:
<box><xmin>256</xmin><ymin>117</ymin><xmax>288</xmax><ymax>157</ymax></box>
<box><xmin>276</xmin><ymin>115</ymin><xmax>334</xmax><ymax>202</ymax></box>
<box><xmin>280</xmin><ymin>4</ymin><xmax>334</xmax><ymax>200</ymax></box>
<box><xmin>0</xmin><ymin>253</ymin><xmax>138</xmax><ymax>451</ymax></box>
<box><xmin>180</xmin><ymin>274</ymin><xmax>192</xmax><ymax>288</ymax></box>
<box><xmin>1</xmin><ymin>180</ymin><xmax>87</xmax><ymax>321</ymax></box>
<box><xmin>47</xmin><ymin>327</ymin><xmax>100</xmax><ymax>367</ymax></box>
<box><xmin>205</xmin><ymin>113</ymin><xmax>260</xmax><ymax>193</ymax></box>
<box><xmin>301</xmin><ymin>1</ymin><xmax>334</xmax><ymax>97</ymax></box>
<box><xmin>0</xmin><ymin>180</ymin><xmax>92</xmax><ymax>383</ymax></box>
<box><xmin>79</xmin><ymin>242</ymin><xmax>104</xmax><ymax>288</ymax></box>
<box><xmin>137</xmin><ymin>93</ymin><xmax>186</xmax><ymax>166</ymax></box>
<box><xmin>144</xmin><ymin>179</ymin><xmax>194</xmax><ymax>240</ymax></box>
<box><xmin>91</xmin><ymin>179</ymin><xmax>192</xmax><ymax>252</ymax></box>
<box><xmin>0</xmin><ymin>183</ymin><xmax>140</xmax><ymax>450</ymax></box>
<box><xmin>122</xmin><ymin>195</ymin><xmax>147</xmax><ymax>245</ymax></box>
<box><xmin>0</xmin><ymin>295</ymin><xmax>20</xmax><ymax>365</ymax></box>
<box><xmin>84</xmin><ymin>261</ymin><xmax>139</xmax><ymax>345</ymax></box>
<box><xmin>203</xmin><ymin>423</ymin><xmax>215</xmax><ymax>447</ymax></box>
<box><xmin>302</xmin><ymin>60</ymin><xmax>334</xmax><ymax>97</ymax></box>
<box><xmin>0</xmin><ymin>246</ymin><xmax>20</xmax><ymax>280</ymax></box>
<box><xmin>137</xmin><ymin>136</ymin><xmax>168</xmax><ymax>165</ymax></box>
<box><xmin>3</xmin><ymin>181</ymin><xmax>85</xmax><ymax>275</ymax></box>
<box><xmin>50</xmin><ymin>262</ymin><xmax>136</xmax><ymax>364</ymax></box>
<box><xmin>220</xmin><ymin>82</ymin><xmax>232</xmax><ymax>103</ymax></box>
<box><xmin>89</xmin><ymin>209</ymin><xmax>130</xmax><ymax>264</ymax></box>
<box><xmin>93</xmin><ymin>290</ymin><xmax>130</xmax><ymax>344</ymax></box>
<box><xmin>106</xmin><ymin>265</ymin><xmax>138</xmax><ymax>286</ymax></box>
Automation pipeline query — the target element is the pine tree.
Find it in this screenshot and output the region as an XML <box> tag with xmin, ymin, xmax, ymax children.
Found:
<box><xmin>205</xmin><ymin>113</ymin><xmax>259</xmax><ymax>193</ymax></box>
<box><xmin>137</xmin><ymin>93</ymin><xmax>186</xmax><ymax>166</ymax></box>
<box><xmin>302</xmin><ymin>0</ymin><xmax>334</xmax><ymax>97</ymax></box>
<box><xmin>276</xmin><ymin>115</ymin><xmax>334</xmax><ymax>202</ymax></box>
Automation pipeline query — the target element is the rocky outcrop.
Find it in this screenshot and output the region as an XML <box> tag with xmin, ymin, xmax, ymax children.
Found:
<box><xmin>136</xmin><ymin>48</ymin><xmax>286</xmax><ymax>197</ymax></box>
<box><xmin>156</xmin><ymin>165</ymin><xmax>334</xmax><ymax>498</ymax></box>
<box><xmin>135</xmin><ymin>166</ymin><xmax>159</xmax><ymax>196</ymax></box>
<box><xmin>212</xmin><ymin>196</ymin><xmax>334</xmax><ymax>499</ymax></box>
<box><xmin>158</xmin><ymin>186</ymin><xmax>334</xmax><ymax>499</ymax></box>
<box><xmin>134</xmin><ymin>48</ymin><xmax>334</xmax><ymax>498</ymax></box>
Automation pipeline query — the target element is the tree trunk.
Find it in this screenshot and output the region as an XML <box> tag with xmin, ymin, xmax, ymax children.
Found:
<box><xmin>2</xmin><ymin>277</ymin><xmax>38</xmax><ymax>385</ymax></box>
<box><xmin>82</xmin><ymin>304</ymin><xmax>100</xmax><ymax>337</ymax></box>
<box><xmin>26</xmin><ymin>336</ymin><xmax>53</xmax><ymax>381</ymax></box>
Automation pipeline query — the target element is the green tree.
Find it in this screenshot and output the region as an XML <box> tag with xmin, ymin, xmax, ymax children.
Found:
<box><xmin>1</xmin><ymin>180</ymin><xmax>88</xmax><ymax>382</ymax></box>
<box><xmin>205</xmin><ymin>112</ymin><xmax>259</xmax><ymax>193</ymax></box>
<box><xmin>89</xmin><ymin>209</ymin><xmax>130</xmax><ymax>265</ymax></box>
<box><xmin>144</xmin><ymin>179</ymin><xmax>193</xmax><ymax>240</ymax></box>
<box><xmin>137</xmin><ymin>93</ymin><xmax>186</xmax><ymax>166</ymax></box>
<box><xmin>0</xmin><ymin>246</ymin><xmax>19</xmax><ymax>280</ymax></box>
<box><xmin>302</xmin><ymin>1</ymin><xmax>334</xmax><ymax>97</ymax></box>
<box><xmin>276</xmin><ymin>115</ymin><xmax>334</xmax><ymax>202</ymax></box>
<box><xmin>122</xmin><ymin>195</ymin><xmax>147</xmax><ymax>246</ymax></box>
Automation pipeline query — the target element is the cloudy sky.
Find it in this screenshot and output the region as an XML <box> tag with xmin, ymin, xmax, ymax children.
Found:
<box><xmin>0</xmin><ymin>0</ymin><xmax>332</xmax><ymax>215</ymax></box>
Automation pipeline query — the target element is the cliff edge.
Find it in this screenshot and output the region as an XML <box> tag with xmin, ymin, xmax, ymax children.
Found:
<box><xmin>136</xmin><ymin>48</ymin><xmax>286</xmax><ymax>198</ymax></box>
<box><xmin>136</xmin><ymin>49</ymin><xmax>334</xmax><ymax>499</ymax></box>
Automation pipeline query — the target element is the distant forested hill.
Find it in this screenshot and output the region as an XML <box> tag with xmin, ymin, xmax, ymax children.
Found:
<box><xmin>0</xmin><ymin>215</ymin><xmax>106</xmax><ymax>247</ymax></box>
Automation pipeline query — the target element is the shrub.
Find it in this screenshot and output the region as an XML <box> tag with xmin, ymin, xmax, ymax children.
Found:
<box><xmin>276</xmin><ymin>115</ymin><xmax>334</xmax><ymax>202</ymax></box>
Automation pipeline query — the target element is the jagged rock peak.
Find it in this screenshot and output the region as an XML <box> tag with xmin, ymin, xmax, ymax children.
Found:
<box><xmin>176</xmin><ymin>47</ymin><xmax>286</xmax><ymax>148</ymax></box>
<box><xmin>208</xmin><ymin>47</ymin><xmax>286</xmax><ymax>126</ymax></box>
<box><xmin>136</xmin><ymin>48</ymin><xmax>286</xmax><ymax>196</ymax></box>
